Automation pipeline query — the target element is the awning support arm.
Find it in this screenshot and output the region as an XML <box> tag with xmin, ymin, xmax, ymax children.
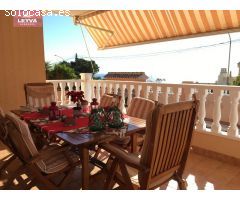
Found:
<box><xmin>74</xmin><ymin>16</ymin><xmax>113</xmax><ymax>34</ymax></box>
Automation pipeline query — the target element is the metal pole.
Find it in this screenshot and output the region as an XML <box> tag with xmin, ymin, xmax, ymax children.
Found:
<box><xmin>79</xmin><ymin>24</ymin><xmax>95</xmax><ymax>72</ymax></box>
<box><xmin>54</xmin><ymin>54</ymin><xmax>65</xmax><ymax>62</ymax></box>
<box><xmin>227</xmin><ymin>33</ymin><xmax>232</xmax><ymax>85</ymax></box>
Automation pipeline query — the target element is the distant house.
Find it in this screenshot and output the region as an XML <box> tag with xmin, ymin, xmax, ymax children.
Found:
<box><xmin>104</xmin><ymin>72</ymin><xmax>149</xmax><ymax>82</ymax></box>
<box><xmin>216</xmin><ymin>68</ymin><xmax>235</xmax><ymax>85</ymax></box>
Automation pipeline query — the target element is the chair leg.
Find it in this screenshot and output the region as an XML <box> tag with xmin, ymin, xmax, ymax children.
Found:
<box><xmin>58</xmin><ymin>169</ymin><xmax>74</xmax><ymax>189</ymax></box>
<box><xmin>94</xmin><ymin>147</ymin><xmax>101</xmax><ymax>159</ymax></box>
<box><xmin>4</xmin><ymin>165</ymin><xmax>26</xmax><ymax>189</ymax></box>
<box><xmin>118</xmin><ymin>162</ymin><xmax>134</xmax><ymax>189</ymax></box>
<box><xmin>104</xmin><ymin>158</ymin><xmax>119</xmax><ymax>189</ymax></box>
<box><xmin>175</xmin><ymin>173</ymin><xmax>187</xmax><ymax>190</ymax></box>
<box><xmin>28</xmin><ymin>168</ymin><xmax>57</xmax><ymax>190</ymax></box>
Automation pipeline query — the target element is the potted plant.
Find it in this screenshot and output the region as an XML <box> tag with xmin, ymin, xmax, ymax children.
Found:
<box><xmin>66</xmin><ymin>91</ymin><xmax>87</xmax><ymax>117</ymax></box>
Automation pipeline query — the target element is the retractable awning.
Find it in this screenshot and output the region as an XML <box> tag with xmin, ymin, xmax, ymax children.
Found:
<box><xmin>72</xmin><ymin>10</ymin><xmax>240</xmax><ymax>49</ymax></box>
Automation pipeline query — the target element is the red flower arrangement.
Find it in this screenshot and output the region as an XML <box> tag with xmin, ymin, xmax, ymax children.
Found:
<box><xmin>66</xmin><ymin>91</ymin><xmax>85</xmax><ymax>103</ymax></box>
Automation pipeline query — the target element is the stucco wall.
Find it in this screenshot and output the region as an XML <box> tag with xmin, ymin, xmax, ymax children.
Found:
<box><xmin>192</xmin><ymin>130</ymin><xmax>240</xmax><ymax>159</ymax></box>
<box><xmin>0</xmin><ymin>11</ymin><xmax>46</xmax><ymax>112</ymax></box>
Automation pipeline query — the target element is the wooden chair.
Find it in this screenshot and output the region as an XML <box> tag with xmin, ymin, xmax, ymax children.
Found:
<box><xmin>101</xmin><ymin>97</ymin><xmax>199</xmax><ymax>189</ymax></box>
<box><xmin>0</xmin><ymin>107</ymin><xmax>18</xmax><ymax>174</ymax></box>
<box><xmin>4</xmin><ymin>112</ymin><xmax>81</xmax><ymax>189</ymax></box>
<box><xmin>126</xmin><ymin>97</ymin><xmax>155</xmax><ymax>152</ymax></box>
<box><xmin>92</xmin><ymin>93</ymin><xmax>123</xmax><ymax>162</ymax></box>
<box><xmin>94</xmin><ymin>97</ymin><xmax>155</xmax><ymax>163</ymax></box>
<box><xmin>0</xmin><ymin>106</ymin><xmax>6</xmax><ymax>141</ymax></box>
<box><xmin>24</xmin><ymin>82</ymin><xmax>55</xmax><ymax>108</ymax></box>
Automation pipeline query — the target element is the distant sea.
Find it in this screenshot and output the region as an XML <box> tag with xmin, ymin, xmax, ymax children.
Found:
<box><xmin>94</xmin><ymin>73</ymin><xmax>166</xmax><ymax>83</ymax></box>
<box><xmin>94</xmin><ymin>73</ymin><xmax>106</xmax><ymax>79</ymax></box>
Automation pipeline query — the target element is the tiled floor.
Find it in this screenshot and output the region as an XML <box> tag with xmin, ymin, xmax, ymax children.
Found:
<box><xmin>1</xmin><ymin>141</ymin><xmax>240</xmax><ymax>190</ymax></box>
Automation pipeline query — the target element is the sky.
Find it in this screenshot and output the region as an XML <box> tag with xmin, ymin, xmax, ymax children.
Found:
<box><xmin>43</xmin><ymin>15</ymin><xmax>240</xmax><ymax>84</ymax></box>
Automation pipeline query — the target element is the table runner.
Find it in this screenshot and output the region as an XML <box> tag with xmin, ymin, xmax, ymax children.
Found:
<box><xmin>38</xmin><ymin>117</ymin><xmax>89</xmax><ymax>135</ymax></box>
<box><xmin>20</xmin><ymin>109</ymin><xmax>73</xmax><ymax>121</ymax></box>
<box><xmin>20</xmin><ymin>109</ymin><xmax>128</xmax><ymax>135</ymax></box>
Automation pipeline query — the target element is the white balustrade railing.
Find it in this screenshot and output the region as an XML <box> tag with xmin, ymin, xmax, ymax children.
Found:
<box><xmin>47</xmin><ymin>78</ymin><xmax>240</xmax><ymax>140</ymax></box>
<box><xmin>46</xmin><ymin>79</ymin><xmax>84</xmax><ymax>106</ymax></box>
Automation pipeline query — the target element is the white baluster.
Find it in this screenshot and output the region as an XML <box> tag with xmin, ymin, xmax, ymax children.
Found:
<box><xmin>68</xmin><ymin>82</ymin><xmax>73</xmax><ymax>105</ymax></box>
<box><xmin>161</xmin><ymin>86</ymin><xmax>169</xmax><ymax>105</ymax></box>
<box><xmin>131</xmin><ymin>85</ymin><xmax>136</xmax><ymax>99</ymax></box>
<box><xmin>52</xmin><ymin>82</ymin><xmax>58</xmax><ymax>102</ymax></box>
<box><xmin>146</xmin><ymin>85</ymin><xmax>152</xmax><ymax>100</ymax></box>
<box><xmin>211</xmin><ymin>89</ymin><xmax>224</xmax><ymax>134</ymax></box>
<box><xmin>105</xmin><ymin>82</ymin><xmax>110</xmax><ymax>94</ymax></box>
<box><xmin>127</xmin><ymin>84</ymin><xmax>133</xmax><ymax>106</ymax></box>
<box><xmin>227</xmin><ymin>90</ymin><xmax>240</xmax><ymax>138</ymax></box>
<box><xmin>107</xmin><ymin>82</ymin><xmax>111</xmax><ymax>94</ymax></box>
<box><xmin>99</xmin><ymin>83</ymin><xmax>103</xmax><ymax>99</ymax></box>
<box><xmin>56</xmin><ymin>83</ymin><xmax>61</xmax><ymax>104</ymax></box>
<box><xmin>114</xmin><ymin>83</ymin><xmax>118</xmax><ymax>95</ymax></box>
<box><xmin>75</xmin><ymin>81</ymin><xmax>79</xmax><ymax>91</ymax></box>
<box><xmin>134</xmin><ymin>84</ymin><xmax>141</xmax><ymax>97</ymax></box>
<box><xmin>172</xmin><ymin>87</ymin><xmax>180</xmax><ymax>103</ymax></box>
<box><xmin>152</xmin><ymin>84</ymin><xmax>158</xmax><ymax>102</ymax></box>
<box><xmin>60</xmin><ymin>82</ymin><xmax>64</xmax><ymax>105</ymax></box>
<box><xmin>183</xmin><ymin>86</ymin><xmax>193</xmax><ymax>101</ymax></box>
<box><xmin>96</xmin><ymin>82</ymin><xmax>101</xmax><ymax>101</ymax></box>
<box><xmin>80</xmin><ymin>73</ymin><xmax>92</xmax><ymax>102</ymax></box>
<box><xmin>119</xmin><ymin>84</ymin><xmax>125</xmax><ymax>112</ymax></box>
<box><xmin>196</xmin><ymin>88</ymin><xmax>208</xmax><ymax>131</ymax></box>
<box><xmin>91</xmin><ymin>82</ymin><xmax>95</xmax><ymax>99</ymax></box>
<box><xmin>141</xmin><ymin>84</ymin><xmax>147</xmax><ymax>98</ymax></box>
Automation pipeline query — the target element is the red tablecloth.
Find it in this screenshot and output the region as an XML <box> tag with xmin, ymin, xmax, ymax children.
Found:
<box><xmin>21</xmin><ymin>109</ymin><xmax>128</xmax><ymax>135</ymax></box>
<box><xmin>39</xmin><ymin>117</ymin><xmax>89</xmax><ymax>135</ymax></box>
<box><xmin>20</xmin><ymin>109</ymin><xmax>90</xmax><ymax>135</ymax></box>
<box><xmin>20</xmin><ymin>109</ymin><xmax>73</xmax><ymax>121</ymax></box>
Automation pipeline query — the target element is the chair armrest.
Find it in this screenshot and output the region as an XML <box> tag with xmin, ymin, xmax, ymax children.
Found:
<box><xmin>100</xmin><ymin>143</ymin><xmax>148</xmax><ymax>172</ymax></box>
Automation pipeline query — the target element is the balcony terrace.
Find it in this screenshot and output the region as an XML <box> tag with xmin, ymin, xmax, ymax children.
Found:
<box><xmin>1</xmin><ymin>10</ymin><xmax>240</xmax><ymax>190</ymax></box>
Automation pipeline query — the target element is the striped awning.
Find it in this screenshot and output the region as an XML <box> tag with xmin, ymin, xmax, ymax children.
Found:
<box><xmin>73</xmin><ymin>10</ymin><xmax>240</xmax><ymax>49</ymax></box>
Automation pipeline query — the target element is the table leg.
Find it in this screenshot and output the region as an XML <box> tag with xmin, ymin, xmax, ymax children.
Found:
<box><xmin>80</xmin><ymin>147</ymin><xmax>89</xmax><ymax>190</ymax></box>
<box><xmin>131</xmin><ymin>133</ymin><xmax>137</xmax><ymax>153</ymax></box>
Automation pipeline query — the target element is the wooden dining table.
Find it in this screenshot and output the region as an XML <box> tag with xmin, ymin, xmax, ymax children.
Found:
<box><xmin>12</xmin><ymin>109</ymin><xmax>146</xmax><ymax>190</ymax></box>
<box><xmin>56</xmin><ymin>116</ymin><xmax>146</xmax><ymax>190</ymax></box>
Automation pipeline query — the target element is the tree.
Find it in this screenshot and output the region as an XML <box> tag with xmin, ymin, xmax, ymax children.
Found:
<box><xmin>45</xmin><ymin>61</ymin><xmax>53</xmax><ymax>79</ymax></box>
<box><xmin>233</xmin><ymin>75</ymin><xmax>240</xmax><ymax>86</ymax></box>
<box><xmin>70</xmin><ymin>53</ymin><xmax>99</xmax><ymax>76</ymax></box>
<box><xmin>45</xmin><ymin>54</ymin><xmax>100</xmax><ymax>79</ymax></box>
<box><xmin>47</xmin><ymin>63</ymin><xmax>77</xmax><ymax>80</ymax></box>
<box><xmin>156</xmin><ymin>78</ymin><xmax>166</xmax><ymax>83</ymax></box>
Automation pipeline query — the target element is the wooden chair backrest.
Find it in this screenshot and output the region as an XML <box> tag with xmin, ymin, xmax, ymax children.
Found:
<box><xmin>127</xmin><ymin>97</ymin><xmax>155</xmax><ymax>120</ymax></box>
<box><xmin>5</xmin><ymin>112</ymin><xmax>39</xmax><ymax>162</ymax></box>
<box><xmin>100</xmin><ymin>94</ymin><xmax>122</xmax><ymax>108</ymax></box>
<box><xmin>139</xmin><ymin>98</ymin><xmax>198</xmax><ymax>189</ymax></box>
<box><xmin>0</xmin><ymin>107</ymin><xmax>19</xmax><ymax>154</ymax></box>
<box><xmin>24</xmin><ymin>82</ymin><xmax>55</xmax><ymax>108</ymax></box>
<box><xmin>99</xmin><ymin>94</ymin><xmax>113</xmax><ymax>108</ymax></box>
